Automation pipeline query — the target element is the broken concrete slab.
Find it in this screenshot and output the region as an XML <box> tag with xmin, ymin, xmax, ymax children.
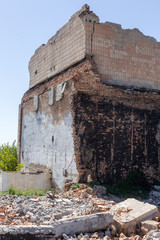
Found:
<box><xmin>0</xmin><ymin>226</ymin><xmax>55</xmax><ymax>240</ymax></box>
<box><xmin>110</xmin><ymin>198</ymin><xmax>159</xmax><ymax>236</ymax></box>
<box><xmin>0</xmin><ymin>212</ymin><xmax>113</xmax><ymax>238</ymax></box>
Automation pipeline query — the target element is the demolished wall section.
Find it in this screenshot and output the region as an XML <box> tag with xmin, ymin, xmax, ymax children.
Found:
<box><xmin>29</xmin><ymin>8</ymin><xmax>87</xmax><ymax>88</ymax></box>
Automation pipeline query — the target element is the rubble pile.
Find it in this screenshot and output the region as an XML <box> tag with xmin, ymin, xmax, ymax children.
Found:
<box><xmin>0</xmin><ymin>185</ymin><xmax>116</xmax><ymax>226</ymax></box>
<box><xmin>0</xmin><ymin>184</ymin><xmax>159</xmax><ymax>239</ymax></box>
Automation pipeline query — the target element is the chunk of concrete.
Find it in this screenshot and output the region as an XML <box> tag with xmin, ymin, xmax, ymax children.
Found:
<box><xmin>0</xmin><ymin>212</ymin><xmax>113</xmax><ymax>238</ymax></box>
<box><xmin>50</xmin><ymin>212</ymin><xmax>113</xmax><ymax>237</ymax></box>
<box><xmin>110</xmin><ymin>198</ymin><xmax>158</xmax><ymax>236</ymax></box>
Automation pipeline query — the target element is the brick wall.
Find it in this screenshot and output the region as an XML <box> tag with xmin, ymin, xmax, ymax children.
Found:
<box><xmin>85</xmin><ymin>21</ymin><xmax>160</xmax><ymax>90</ymax></box>
<box><xmin>70</xmin><ymin>59</ymin><xmax>160</xmax><ymax>184</ymax></box>
<box><xmin>28</xmin><ymin>5</ymin><xmax>160</xmax><ymax>90</ymax></box>
<box><xmin>28</xmin><ymin>6</ymin><xmax>89</xmax><ymax>88</ymax></box>
<box><xmin>19</xmin><ymin>59</ymin><xmax>98</xmax><ymax>190</ymax></box>
<box><xmin>29</xmin><ymin>14</ymin><xmax>86</xmax><ymax>88</ymax></box>
<box><xmin>72</xmin><ymin>92</ymin><xmax>160</xmax><ymax>184</ymax></box>
<box><xmin>20</xmin><ymin>57</ymin><xmax>160</xmax><ymax>187</ymax></box>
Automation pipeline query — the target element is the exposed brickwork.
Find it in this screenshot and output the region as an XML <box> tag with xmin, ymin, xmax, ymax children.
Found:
<box><xmin>19</xmin><ymin>59</ymin><xmax>101</xmax><ymax>189</ymax></box>
<box><xmin>72</xmin><ymin>92</ymin><xmax>160</xmax><ymax>184</ymax></box>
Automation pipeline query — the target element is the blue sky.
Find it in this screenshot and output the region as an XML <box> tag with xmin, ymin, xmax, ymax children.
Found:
<box><xmin>0</xmin><ymin>0</ymin><xmax>160</xmax><ymax>145</ymax></box>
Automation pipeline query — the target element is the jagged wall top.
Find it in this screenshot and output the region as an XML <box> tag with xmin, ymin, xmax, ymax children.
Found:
<box><xmin>29</xmin><ymin>5</ymin><xmax>160</xmax><ymax>90</ymax></box>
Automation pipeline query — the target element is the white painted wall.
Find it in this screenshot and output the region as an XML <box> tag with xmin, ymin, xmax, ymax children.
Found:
<box><xmin>21</xmin><ymin>111</ymin><xmax>78</xmax><ymax>190</ymax></box>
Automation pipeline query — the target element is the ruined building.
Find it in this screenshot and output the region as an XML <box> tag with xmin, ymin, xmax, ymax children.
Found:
<box><xmin>18</xmin><ymin>5</ymin><xmax>160</xmax><ymax>190</ymax></box>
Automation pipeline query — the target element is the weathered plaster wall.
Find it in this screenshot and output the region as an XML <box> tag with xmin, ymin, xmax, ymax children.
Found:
<box><xmin>21</xmin><ymin>112</ymin><xmax>77</xmax><ymax>190</ymax></box>
<box><xmin>85</xmin><ymin>21</ymin><xmax>160</xmax><ymax>90</ymax></box>
<box><xmin>20</xmin><ymin>77</ymin><xmax>79</xmax><ymax>190</ymax></box>
<box><xmin>72</xmin><ymin>92</ymin><xmax>160</xmax><ymax>184</ymax></box>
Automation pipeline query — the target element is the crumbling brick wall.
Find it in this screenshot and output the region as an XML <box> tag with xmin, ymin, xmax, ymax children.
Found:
<box><xmin>19</xmin><ymin>5</ymin><xmax>160</xmax><ymax>189</ymax></box>
<box><xmin>72</xmin><ymin>91</ymin><xmax>160</xmax><ymax>184</ymax></box>
<box><xmin>19</xmin><ymin>59</ymin><xmax>99</xmax><ymax>190</ymax></box>
<box><xmin>70</xmin><ymin>59</ymin><xmax>160</xmax><ymax>183</ymax></box>
<box><xmin>19</xmin><ymin>57</ymin><xmax>160</xmax><ymax>189</ymax></box>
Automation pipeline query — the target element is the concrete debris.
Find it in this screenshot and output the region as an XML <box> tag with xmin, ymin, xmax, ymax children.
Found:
<box><xmin>0</xmin><ymin>184</ymin><xmax>116</xmax><ymax>226</ymax></box>
<box><xmin>143</xmin><ymin>230</ymin><xmax>160</xmax><ymax>239</ymax></box>
<box><xmin>111</xmin><ymin>198</ymin><xmax>159</xmax><ymax>236</ymax></box>
<box><xmin>92</xmin><ymin>185</ymin><xmax>107</xmax><ymax>197</ymax></box>
<box><xmin>0</xmin><ymin>184</ymin><xmax>159</xmax><ymax>239</ymax></box>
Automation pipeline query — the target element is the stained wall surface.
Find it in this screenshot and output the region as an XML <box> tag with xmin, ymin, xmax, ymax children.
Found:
<box><xmin>70</xmin><ymin>60</ymin><xmax>160</xmax><ymax>184</ymax></box>
<box><xmin>72</xmin><ymin>92</ymin><xmax>160</xmax><ymax>184</ymax></box>
<box><xmin>20</xmin><ymin>78</ymin><xmax>78</xmax><ymax>190</ymax></box>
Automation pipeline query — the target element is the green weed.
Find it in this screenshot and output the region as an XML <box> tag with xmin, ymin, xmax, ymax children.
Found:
<box><xmin>7</xmin><ymin>185</ymin><xmax>47</xmax><ymax>196</ymax></box>
<box><xmin>71</xmin><ymin>183</ymin><xmax>80</xmax><ymax>190</ymax></box>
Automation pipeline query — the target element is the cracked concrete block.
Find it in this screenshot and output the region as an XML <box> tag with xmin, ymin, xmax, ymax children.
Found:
<box><xmin>0</xmin><ymin>212</ymin><xmax>113</xmax><ymax>238</ymax></box>
<box><xmin>111</xmin><ymin>198</ymin><xmax>158</xmax><ymax>236</ymax></box>
<box><xmin>52</xmin><ymin>212</ymin><xmax>113</xmax><ymax>237</ymax></box>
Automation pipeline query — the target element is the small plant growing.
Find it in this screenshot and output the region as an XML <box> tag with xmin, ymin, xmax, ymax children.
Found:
<box><xmin>71</xmin><ymin>183</ymin><xmax>80</xmax><ymax>190</ymax></box>
<box><xmin>49</xmin><ymin>188</ymin><xmax>57</xmax><ymax>194</ymax></box>
<box><xmin>0</xmin><ymin>141</ymin><xmax>23</xmax><ymax>171</ymax></box>
<box><xmin>8</xmin><ymin>185</ymin><xmax>22</xmax><ymax>196</ymax></box>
